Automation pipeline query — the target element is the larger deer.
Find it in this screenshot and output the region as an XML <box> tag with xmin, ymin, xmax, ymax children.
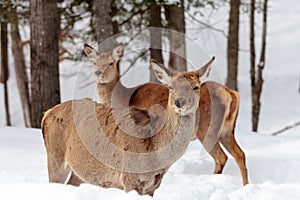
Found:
<box><xmin>83</xmin><ymin>44</ymin><xmax>248</xmax><ymax>185</ymax></box>
<box><xmin>41</xmin><ymin>58</ymin><xmax>213</xmax><ymax>196</ymax></box>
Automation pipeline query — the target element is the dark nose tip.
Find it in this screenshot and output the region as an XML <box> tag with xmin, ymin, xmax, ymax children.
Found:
<box><xmin>175</xmin><ymin>98</ymin><xmax>186</xmax><ymax>108</ymax></box>
<box><xmin>95</xmin><ymin>70</ymin><xmax>102</xmax><ymax>76</ymax></box>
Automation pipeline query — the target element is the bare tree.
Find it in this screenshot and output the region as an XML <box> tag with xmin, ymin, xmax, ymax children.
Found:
<box><xmin>165</xmin><ymin>0</ymin><xmax>186</xmax><ymax>71</ymax></box>
<box><xmin>149</xmin><ymin>2</ymin><xmax>163</xmax><ymax>82</ymax></box>
<box><xmin>226</xmin><ymin>0</ymin><xmax>240</xmax><ymax>91</ymax></box>
<box><xmin>93</xmin><ymin>0</ymin><xmax>114</xmax><ymax>52</ymax></box>
<box><xmin>30</xmin><ymin>0</ymin><xmax>60</xmax><ymax>128</ymax></box>
<box><xmin>0</xmin><ymin>22</ymin><xmax>11</xmax><ymax>126</ymax></box>
<box><xmin>10</xmin><ymin>7</ymin><xmax>31</xmax><ymax>127</ymax></box>
<box><xmin>250</xmin><ymin>0</ymin><xmax>256</xmax><ymax>97</ymax></box>
<box><xmin>250</xmin><ymin>0</ymin><xmax>268</xmax><ymax>132</ymax></box>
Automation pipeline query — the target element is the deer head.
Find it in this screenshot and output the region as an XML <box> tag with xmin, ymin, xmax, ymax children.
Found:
<box><xmin>151</xmin><ymin>57</ymin><xmax>215</xmax><ymax>115</ymax></box>
<box><xmin>83</xmin><ymin>43</ymin><xmax>124</xmax><ymax>84</ymax></box>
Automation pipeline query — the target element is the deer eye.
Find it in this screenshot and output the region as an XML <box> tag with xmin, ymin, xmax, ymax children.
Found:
<box><xmin>109</xmin><ymin>62</ymin><xmax>114</xmax><ymax>66</ymax></box>
<box><xmin>193</xmin><ymin>86</ymin><xmax>199</xmax><ymax>90</ymax></box>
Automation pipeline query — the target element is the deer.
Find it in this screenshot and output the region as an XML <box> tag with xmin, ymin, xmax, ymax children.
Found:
<box><xmin>83</xmin><ymin>44</ymin><xmax>249</xmax><ymax>186</ymax></box>
<box><xmin>41</xmin><ymin>58</ymin><xmax>214</xmax><ymax>196</ymax></box>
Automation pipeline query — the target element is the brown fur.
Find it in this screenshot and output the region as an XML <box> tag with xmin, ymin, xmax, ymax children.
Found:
<box><xmin>41</xmin><ymin>67</ymin><xmax>209</xmax><ymax>195</ymax></box>
<box><xmin>131</xmin><ymin>81</ymin><xmax>248</xmax><ymax>185</ymax></box>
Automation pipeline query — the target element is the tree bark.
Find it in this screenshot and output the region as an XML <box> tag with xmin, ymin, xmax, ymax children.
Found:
<box><xmin>252</xmin><ymin>0</ymin><xmax>268</xmax><ymax>132</ymax></box>
<box><xmin>30</xmin><ymin>0</ymin><xmax>60</xmax><ymax>128</ymax></box>
<box><xmin>149</xmin><ymin>3</ymin><xmax>163</xmax><ymax>82</ymax></box>
<box><xmin>111</xmin><ymin>2</ymin><xmax>119</xmax><ymax>36</ymax></box>
<box><xmin>0</xmin><ymin>23</ymin><xmax>9</xmax><ymax>83</ymax></box>
<box><xmin>0</xmin><ymin>22</ymin><xmax>11</xmax><ymax>126</ymax></box>
<box><xmin>165</xmin><ymin>0</ymin><xmax>186</xmax><ymax>71</ymax></box>
<box><xmin>3</xmin><ymin>82</ymin><xmax>11</xmax><ymax>126</ymax></box>
<box><xmin>226</xmin><ymin>0</ymin><xmax>240</xmax><ymax>91</ymax></box>
<box><xmin>10</xmin><ymin>8</ymin><xmax>31</xmax><ymax>127</ymax></box>
<box><xmin>93</xmin><ymin>0</ymin><xmax>114</xmax><ymax>52</ymax></box>
<box><xmin>250</xmin><ymin>0</ymin><xmax>256</xmax><ymax>94</ymax></box>
<box><xmin>250</xmin><ymin>0</ymin><xmax>256</xmax><ymax>130</ymax></box>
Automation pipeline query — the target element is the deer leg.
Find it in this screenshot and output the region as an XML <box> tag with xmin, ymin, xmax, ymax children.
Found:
<box><xmin>196</xmin><ymin>132</ymin><xmax>227</xmax><ymax>174</ymax></box>
<box><xmin>67</xmin><ymin>172</ymin><xmax>83</xmax><ymax>186</ymax></box>
<box><xmin>197</xmin><ymin>96</ymin><xmax>228</xmax><ymax>174</ymax></box>
<box><xmin>47</xmin><ymin>154</ymin><xmax>71</xmax><ymax>184</ymax></box>
<box><xmin>219</xmin><ymin>132</ymin><xmax>249</xmax><ymax>185</ymax></box>
<box><xmin>208</xmin><ymin>143</ymin><xmax>228</xmax><ymax>174</ymax></box>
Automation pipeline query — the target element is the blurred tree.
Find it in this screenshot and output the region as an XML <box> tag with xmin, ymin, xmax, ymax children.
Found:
<box><xmin>250</xmin><ymin>0</ymin><xmax>255</xmax><ymax>100</ymax></box>
<box><xmin>226</xmin><ymin>0</ymin><xmax>240</xmax><ymax>91</ymax></box>
<box><xmin>30</xmin><ymin>0</ymin><xmax>60</xmax><ymax>128</ymax></box>
<box><xmin>0</xmin><ymin>21</ymin><xmax>11</xmax><ymax>126</ymax></box>
<box><xmin>58</xmin><ymin>0</ymin><xmax>94</xmax><ymax>61</ymax></box>
<box><xmin>299</xmin><ymin>78</ymin><xmax>300</xmax><ymax>94</ymax></box>
<box><xmin>93</xmin><ymin>0</ymin><xmax>114</xmax><ymax>52</ymax></box>
<box><xmin>250</xmin><ymin>0</ymin><xmax>268</xmax><ymax>132</ymax></box>
<box><xmin>149</xmin><ymin>1</ymin><xmax>163</xmax><ymax>81</ymax></box>
<box><xmin>165</xmin><ymin>0</ymin><xmax>186</xmax><ymax>71</ymax></box>
<box><xmin>113</xmin><ymin>0</ymin><xmax>189</xmax><ymax>74</ymax></box>
<box><xmin>10</xmin><ymin>6</ymin><xmax>31</xmax><ymax>127</ymax></box>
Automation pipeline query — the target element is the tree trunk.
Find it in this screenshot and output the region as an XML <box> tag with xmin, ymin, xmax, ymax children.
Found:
<box><xmin>30</xmin><ymin>0</ymin><xmax>60</xmax><ymax>128</ymax></box>
<box><xmin>111</xmin><ymin>2</ymin><xmax>119</xmax><ymax>36</ymax></box>
<box><xmin>0</xmin><ymin>23</ymin><xmax>9</xmax><ymax>83</ymax></box>
<box><xmin>252</xmin><ymin>0</ymin><xmax>268</xmax><ymax>132</ymax></box>
<box><xmin>149</xmin><ymin>4</ymin><xmax>163</xmax><ymax>82</ymax></box>
<box><xmin>250</xmin><ymin>0</ymin><xmax>256</xmax><ymax>130</ymax></box>
<box><xmin>250</xmin><ymin>0</ymin><xmax>256</xmax><ymax>94</ymax></box>
<box><xmin>3</xmin><ymin>82</ymin><xmax>11</xmax><ymax>126</ymax></box>
<box><xmin>250</xmin><ymin>0</ymin><xmax>257</xmax><ymax>131</ymax></box>
<box><xmin>93</xmin><ymin>0</ymin><xmax>114</xmax><ymax>52</ymax></box>
<box><xmin>0</xmin><ymin>22</ymin><xmax>11</xmax><ymax>126</ymax></box>
<box><xmin>10</xmin><ymin>8</ymin><xmax>31</xmax><ymax>127</ymax></box>
<box><xmin>226</xmin><ymin>0</ymin><xmax>240</xmax><ymax>91</ymax></box>
<box><xmin>165</xmin><ymin>0</ymin><xmax>186</xmax><ymax>71</ymax></box>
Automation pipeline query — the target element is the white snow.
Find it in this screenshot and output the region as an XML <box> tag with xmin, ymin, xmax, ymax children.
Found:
<box><xmin>1</xmin><ymin>125</ymin><xmax>300</xmax><ymax>199</ymax></box>
<box><xmin>1</xmin><ymin>0</ymin><xmax>300</xmax><ymax>199</ymax></box>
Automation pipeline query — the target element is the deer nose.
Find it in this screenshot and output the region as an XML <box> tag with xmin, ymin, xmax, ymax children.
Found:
<box><xmin>95</xmin><ymin>70</ymin><xmax>102</xmax><ymax>76</ymax></box>
<box><xmin>175</xmin><ymin>98</ymin><xmax>186</xmax><ymax>108</ymax></box>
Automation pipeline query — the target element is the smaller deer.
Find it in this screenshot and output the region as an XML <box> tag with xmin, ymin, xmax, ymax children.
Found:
<box><xmin>41</xmin><ymin>58</ymin><xmax>214</xmax><ymax>196</ymax></box>
<box><xmin>83</xmin><ymin>43</ymin><xmax>167</xmax><ymax>108</ymax></box>
<box><xmin>83</xmin><ymin>43</ymin><xmax>126</xmax><ymax>105</ymax></box>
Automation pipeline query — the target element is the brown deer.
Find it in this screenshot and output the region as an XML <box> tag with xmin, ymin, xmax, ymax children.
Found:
<box><xmin>41</xmin><ymin>58</ymin><xmax>214</xmax><ymax>196</ymax></box>
<box><xmin>83</xmin><ymin>44</ymin><xmax>248</xmax><ymax>185</ymax></box>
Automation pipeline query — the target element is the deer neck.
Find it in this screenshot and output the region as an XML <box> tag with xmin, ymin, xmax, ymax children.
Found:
<box><xmin>151</xmin><ymin>106</ymin><xmax>197</xmax><ymax>150</ymax></box>
<box><xmin>96</xmin><ymin>75</ymin><xmax>126</xmax><ymax>106</ymax></box>
<box><xmin>168</xmin><ymin>106</ymin><xmax>196</xmax><ymax>137</ymax></box>
<box><xmin>137</xmin><ymin>106</ymin><xmax>197</xmax><ymax>170</ymax></box>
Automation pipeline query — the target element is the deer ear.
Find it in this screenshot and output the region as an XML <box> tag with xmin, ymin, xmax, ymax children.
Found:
<box><xmin>112</xmin><ymin>43</ymin><xmax>124</xmax><ymax>61</ymax></box>
<box><xmin>151</xmin><ymin>59</ymin><xmax>172</xmax><ymax>85</ymax></box>
<box><xmin>83</xmin><ymin>43</ymin><xmax>98</xmax><ymax>62</ymax></box>
<box><xmin>196</xmin><ymin>56</ymin><xmax>215</xmax><ymax>82</ymax></box>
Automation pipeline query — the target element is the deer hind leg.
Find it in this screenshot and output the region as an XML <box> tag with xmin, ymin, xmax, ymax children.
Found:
<box><xmin>47</xmin><ymin>153</ymin><xmax>71</xmax><ymax>184</ymax></box>
<box><xmin>208</xmin><ymin>143</ymin><xmax>228</xmax><ymax>174</ymax></box>
<box><xmin>219</xmin><ymin>131</ymin><xmax>249</xmax><ymax>185</ymax></box>
<box><xmin>67</xmin><ymin>172</ymin><xmax>83</xmax><ymax>186</ymax></box>
<box><xmin>196</xmin><ymin>131</ymin><xmax>227</xmax><ymax>174</ymax></box>
<box><xmin>197</xmin><ymin>127</ymin><xmax>227</xmax><ymax>174</ymax></box>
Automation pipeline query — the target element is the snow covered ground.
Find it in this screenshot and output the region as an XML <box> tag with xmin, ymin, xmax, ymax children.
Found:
<box><xmin>1</xmin><ymin>0</ymin><xmax>300</xmax><ymax>199</ymax></box>
<box><xmin>1</xmin><ymin>126</ymin><xmax>300</xmax><ymax>199</ymax></box>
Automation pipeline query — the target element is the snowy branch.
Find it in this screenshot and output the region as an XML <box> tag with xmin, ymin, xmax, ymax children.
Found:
<box><xmin>271</xmin><ymin>121</ymin><xmax>300</xmax><ymax>136</ymax></box>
